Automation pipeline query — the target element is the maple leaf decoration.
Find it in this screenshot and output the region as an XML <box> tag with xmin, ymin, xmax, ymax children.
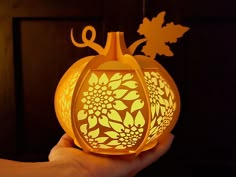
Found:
<box><xmin>137</xmin><ymin>11</ymin><xmax>189</xmax><ymax>58</ymax></box>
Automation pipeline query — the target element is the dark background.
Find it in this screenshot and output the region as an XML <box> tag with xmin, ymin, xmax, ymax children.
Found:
<box><xmin>0</xmin><ymin>0</ymin><xmax>235</xmax><ymax>176</ymax></box>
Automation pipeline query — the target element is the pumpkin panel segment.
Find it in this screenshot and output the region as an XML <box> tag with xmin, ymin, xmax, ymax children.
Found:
<box><xmin>54</xmin><ymin>56</ymin><xmax>94</xmax><ymax>146</ymax></box>
<box><xmin>72</xmin><ymin>70</ymin><xmax>150</xmax><ymax>154</ymax></box>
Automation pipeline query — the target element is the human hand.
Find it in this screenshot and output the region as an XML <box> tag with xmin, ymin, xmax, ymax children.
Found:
<box><xmin>49</xmin><ymin>133</ymin><xmax>174</xmax><ymax>177</ymax></box>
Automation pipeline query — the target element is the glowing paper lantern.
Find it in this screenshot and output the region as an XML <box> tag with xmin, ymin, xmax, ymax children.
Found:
<box><xmin>54</xmin><ymin>11</ymin><xmax>189</xmax><ymax>155</ymax></box>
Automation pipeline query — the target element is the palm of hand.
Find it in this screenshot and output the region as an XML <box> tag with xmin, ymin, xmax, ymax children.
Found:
<box><xmin>49</xmin><ymin>134</ymin><xmax>174</xmax><ymax>177</ymax></box>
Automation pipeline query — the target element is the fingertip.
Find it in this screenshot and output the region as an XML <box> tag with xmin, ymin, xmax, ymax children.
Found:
<box><xmin>159</xmin><ymin>133</ymin><xmax>174</xmax><ymax>143</ymax></box>
<box><xmin>57</xmin><ymin>133</ymin><xmax>75</xmax><ymax>147</ymax></box>
<box><xmin>156</xmin><ymin>133</ymin><xmax>175</xmax><ymax>151</ymax></box>
<box><xmin>169</xmin><ymin>133</ymin><xmax>175</xmax><ymax>141</ymax></box>
<box><xmin>168</xmin><ymin>133</ymin><xmax>175</xmax><ymax>145</ymax></box>
<box><xmin>62</xmin><ymin>133</ymin><xmax>73</xmax><ymax>140</ymax></box>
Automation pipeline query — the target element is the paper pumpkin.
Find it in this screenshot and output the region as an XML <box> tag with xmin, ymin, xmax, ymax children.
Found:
<box><xmin>54</xmin><ymin>11</ymin><xmax>189</xmax><ymax>155</ymax></box>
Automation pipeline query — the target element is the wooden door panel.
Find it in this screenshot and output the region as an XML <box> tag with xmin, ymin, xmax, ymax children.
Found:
<box><xmin>13</xmin><ymin>18</ymin><xmax>104</xmax><ymax>160</ymax></box>
<box><xmin>0</xmin><ymin>0</ymin><xmax>143</xmax><ymax>161</ymax></box>
<box><xmin>0</xmin><ymin>18</ymin><xmax>17</xmax><ymax>159</ymax></box>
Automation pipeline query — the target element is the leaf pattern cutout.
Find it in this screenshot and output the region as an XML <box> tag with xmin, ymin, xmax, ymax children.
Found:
<box><xmin>59</xmin><ymin>71</ymin><xmax>80</xmax><ymax>132</ymax></box>
<box><xmin>138</xmin><ymin>11</ymin><xmax>189</xmax><ymax>58</ymax></box>
<box><xmin>143</xmin><ymin>71</ymin><xmax>177</xmax><ymax>144</ymax></box>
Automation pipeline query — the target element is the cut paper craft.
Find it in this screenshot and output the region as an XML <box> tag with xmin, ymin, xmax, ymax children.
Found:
<box><xmin>129</xmin><ymin>11</ymin><xmax>190</xmax><ymax>57</ymax></box>
<box><xmin>54</xmin><ymin>11</ymin><xmax>189</xmax><ymax>155</ymax></box>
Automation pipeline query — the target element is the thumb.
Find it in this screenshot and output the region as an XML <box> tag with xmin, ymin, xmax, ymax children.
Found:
<box><xmin>56</xmin><ymin>134</ymin><xmax>75</xmax><ymax>148</ymax></box>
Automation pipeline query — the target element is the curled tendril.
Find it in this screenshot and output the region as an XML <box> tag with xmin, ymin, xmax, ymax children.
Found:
<box><xmin>71</xmin><ymin>26</ymin><xmax>104</xmax><ymax>55</ymax></box>
<box><xmin>128</xmin><ymin>38</ymin><xmax>147</xmax><ymax>55</ymax></box>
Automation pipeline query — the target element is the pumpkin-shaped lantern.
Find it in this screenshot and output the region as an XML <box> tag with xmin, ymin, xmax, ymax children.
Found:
<box><xmin>54</xmin><ymin>12</ymin><xmax>189</xmax><ymax>155</ymax></box>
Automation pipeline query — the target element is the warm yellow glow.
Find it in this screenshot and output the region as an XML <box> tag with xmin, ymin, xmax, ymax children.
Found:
<box><xmin>55</xmin><ymin>11</ymin><xmax>189</xmax><ymax>155</ymax></box>
<box><xmin>75</xmin><ymin>71</ymin><xmax>147</xmax><ymax>151</ymax></box>
<box><xmin>143</xmin><ymin>71</ymin><xmax>176</xmax><ymax>144</ymax></box>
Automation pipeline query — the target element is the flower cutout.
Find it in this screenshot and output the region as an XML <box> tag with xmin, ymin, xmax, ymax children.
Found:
<box><xmin>77</xmin><ymin>72</ymin><xmax>141</xmax><ymax>129</ymax></box>
<box><xmin>159</xmin><ymin>99</ymin><xmax>176</xmax><ymax>127</ymax></box>
<box><xmin>105</xmin><ymin>111</ymin><xmax>145</xmax><ymax>149</ymax></box>
<box><xmin>59</xmin><ymin>71</ymin><xmax>80</xmax><ymax>133</ymax></box>
<box><xmin>147</xmin><ymin>101</ymin><xmax>176</xmax><ymax>143</ymax></box>
<box><xmin>143</xmin><ymin>71</ymin><xmax>176</xmax><ymax>143</ymax></box>
<box><xmin>144</xmin><ymin>71</ymin><xmax>164</xmax><ymax>118</ymax></box>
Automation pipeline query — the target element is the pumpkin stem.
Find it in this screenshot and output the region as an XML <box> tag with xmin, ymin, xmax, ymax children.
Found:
<box><xmin>103</xmin><ymin>32</ymin><xmax>131</xmax><ymax>60</ymax></box>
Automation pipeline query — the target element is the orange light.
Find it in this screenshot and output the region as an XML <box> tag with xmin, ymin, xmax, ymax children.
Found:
<box><xmin>54</xmin><ymin>11</ymin><xmax>189</xmax><ymax>155</ymax></box>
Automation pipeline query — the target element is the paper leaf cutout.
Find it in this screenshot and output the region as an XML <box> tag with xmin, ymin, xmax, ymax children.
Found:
<box><xmin>137</xmin><ymin>11</ymin><xmax>189</xmax><ymax>58</ymax></box>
